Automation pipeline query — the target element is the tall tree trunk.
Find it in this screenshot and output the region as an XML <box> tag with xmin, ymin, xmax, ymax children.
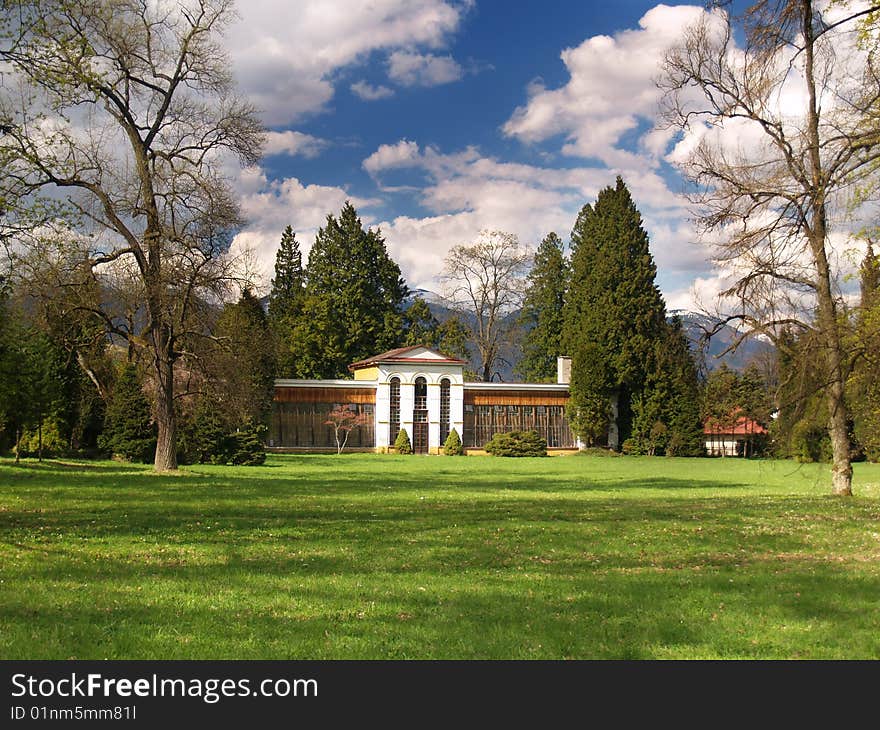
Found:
<box><xmin>803</xmin><ymin>0</ymin><xmax>852</xmax><ymax>496</ymax></box>
<box><xmin>152</xmin><ymin>333</ymin><xmax>178</xmax><ymax>472</ymax></box>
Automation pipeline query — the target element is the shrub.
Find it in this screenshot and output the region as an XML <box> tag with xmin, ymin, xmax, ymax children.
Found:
<box><xmin>443</xmin><ymin>428</ymin><xmax>464</xmax><ymax>456</ymax></box>
<box><xmin>229</xmin><ymin>422</ymin><xmax>267</xmax><ymax>466</ymax></box>
<box><xmin>16</xmin><ymin>418</ymin><xmax>66</xmax><ymax>458</ymax></box>
<box><xmin>791</xmin><ymin>420</ymin><xmax>831</xmax><ymax>463</ymax></box>
<box><xmin>484</xmin><ymin>430</ymin><xmax>547</xmax><ymax>457</ymax></box>
<box><xmin>394</xmin><ymin>428</ymin><xmax>412</xmax><ymax>454</ymax></box>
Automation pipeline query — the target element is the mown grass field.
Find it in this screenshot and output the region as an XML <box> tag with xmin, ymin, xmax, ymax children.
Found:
<box><xmin>1</xmin><ymin>453</ymin><xmax>879</xmax><ymax>659</ymax></box>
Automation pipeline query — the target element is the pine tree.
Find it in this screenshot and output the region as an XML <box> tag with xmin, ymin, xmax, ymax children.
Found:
<box><xmin>297</xmin><ymin>202</ymin><xmax>408</xmax><ymax>378</ymax></box>
<box><xmin>563</xmin><ymin>177</ymin><xmax>667</xmax><ymax>446</ymax></box>
<box><xmin>268</xmin><ymin>225</ymin><xmax>305</xmax><ymax>378</ymax></box>
<box><xmin>850</xmin><ymin>243</ymin><xmax>880</xmax><ymax>461</ymax></box>
<box><xmin>99</xmin><ymin>364</ymin><xmax>156</xmax><ymax>462</ymax></box>
<box><xmin>517</xmin><ymin>232</ymin><xmax>568</xmax><ymax>382</ymax></box>
<box><xmin>213</xmin><ymin>289</ymin><xmax>276</xmax><ymax>426</ymax></box>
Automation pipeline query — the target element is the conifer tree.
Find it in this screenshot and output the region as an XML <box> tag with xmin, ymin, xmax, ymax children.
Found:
<box><xmin>517</xmin><ymin>232</ymin><xmax>568</xmax><ymax>382</ymax></box>
<box><xmin>268</xmin><ymin>226</ymin><xmax>305</xmax><ymax>378</ymax></box>
<box><xmin>297</xmin><ymin>202</ymin><xmax>408</xmax><ymax>378</ymax></box>
<box><xmin>99</xmin><ymin>364</ymin><xmax>156</xmax><ymax>462</ymax></box>
<box><xmin>563</xmin><ymin>177</ymin><xmax>667</xmax><ymax>446</ymax></box>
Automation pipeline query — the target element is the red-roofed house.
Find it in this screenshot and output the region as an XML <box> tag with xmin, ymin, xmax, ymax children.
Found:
<box><xmin>704</xmin><ymin>414</ymin><xmax>768</xmax><ymax>457</ymax></box>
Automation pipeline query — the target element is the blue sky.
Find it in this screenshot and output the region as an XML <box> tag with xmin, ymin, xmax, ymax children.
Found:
<box><xmin>224</xmin><ymin>1</ymin><xmax>754</xmax><ymax>309</ymax></box>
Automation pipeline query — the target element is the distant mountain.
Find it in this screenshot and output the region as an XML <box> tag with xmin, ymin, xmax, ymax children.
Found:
<box><xmin>670</xmin><ymin>309</ymin><xmax>775</xmax><ymax>372</ymax></box>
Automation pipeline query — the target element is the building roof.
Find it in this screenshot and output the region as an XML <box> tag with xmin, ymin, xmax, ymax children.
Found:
<box><xmin>348</xmin><ymin>345</ymin><xmax>469</xmax><ymax>371</ymax></box>
<box><xmin>704</xmin><ymin>415</ymin><xmax>768</xmax><ymax>436</ymax></box>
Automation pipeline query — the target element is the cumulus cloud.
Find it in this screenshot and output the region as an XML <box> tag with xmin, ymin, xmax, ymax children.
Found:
<box><xmin>227</xmin><ymin>0</ymin><xmax>468</xmax><ymax>125</ymax></box>
<box><xmin>350</xmin><ymin>81</ymin><xmax>396</xmax><ymax>101</ymax></box>
<box><xmin>361</xmin><ymin>139</ymin><xmax>704</xmax><ymax>294</ymax></box>
<box><xmin>230</xmin><ymin>168</ymin><xmax>381</xmax><ymax>287</ymax></box>
<box><xmin>387</xmin><ymin>51</ymin><xmax>463</xmax><ymax>87</ymax></box>
<box><xmin>264</xmin><ymin>130</ymin><xmax>330</xmax><ymax>158</ymax></box>
<box><xmin>502</xmin><ymin>4</ymin><xmax>709</xmax><ymax>166</ymax></box>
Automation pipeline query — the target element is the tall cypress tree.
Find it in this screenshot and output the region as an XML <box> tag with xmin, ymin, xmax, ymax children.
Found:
<box><xmin>297</xmin><ymin>202</ymin><xmax>408</xmax><ymax>378</ymax></box>
<box><xmin>563</xmin><ymin>177</ymin><xmax>667</xmax><ymax>446</ymax></box>
<box><xmin>268</xmin><ymin>225</ymin><xmax>305</xmax><ymax>378</ymax></box>
<box><xmin>629</xmin><ymin>316</ymin><xmax>705</xmax><ymax>456</ymax></box>
<box><xmin>517</xmin><ymin>232</ymin><xmax>568</xmax><ymax>382</ymax></box>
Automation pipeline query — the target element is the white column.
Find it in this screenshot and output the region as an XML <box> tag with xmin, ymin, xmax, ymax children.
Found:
<box><xmin>450</xmin><ymin>382</ymin><xmax>464</xmax><ymax>443</ymax></box>
<box><xmin>427</xmin><ymin>382</ymin><xmax>441</xmax><ymax>453</ymax></box>
<box><xmin>400</xmin><ymin>380</ymin><xmax>415</xmax><ymax>445</ymax></box>
<box><xmin>375</xmin><ymin>381</ymin><xmax>390</xmax><ymax>449</ymax></box>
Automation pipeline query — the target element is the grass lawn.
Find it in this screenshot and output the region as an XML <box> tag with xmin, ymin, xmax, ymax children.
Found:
<box><xmin>1</xmin><ymin>453</ymin><xmax>879</xmax><ymax>659</ymax></box>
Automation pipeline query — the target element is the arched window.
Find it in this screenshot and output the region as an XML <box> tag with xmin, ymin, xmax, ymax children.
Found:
<box><xmin>413</xmin><ymin>377</ymin><xmax>428</xmax><ymax>453</ymax></box>
<box><xmin>389</xmin><ymin>377</ymin><xmax>401</xmax><ymax>441</ymax></box>
<box><xmin>440</xmin><ymin>378</ymin><xmax>451</xmax><ymax>444</ymax></box>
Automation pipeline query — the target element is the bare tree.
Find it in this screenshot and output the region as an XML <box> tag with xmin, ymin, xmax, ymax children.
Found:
<box><xmin>659</xmin><ymin>0</ymin><xmax>880</xmax><ymax>495</ymax></box>
<box><xmin>441</xmin><ymin>230</ymin><xmax>531</xmax><ymax>382</ymax></box>
<box><xmin>0</xmin><ymin>0</ymin><xmax>264</xmax><ymax>470</ymax></box>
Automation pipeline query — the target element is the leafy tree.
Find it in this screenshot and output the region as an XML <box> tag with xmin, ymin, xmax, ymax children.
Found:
<box><xmin>563</xmin><ymin>178</ymin><xmax>667</xmax><ymax>446</ymax></box>
<box><xmin>99</xmin><ymin>364</ymin><xmax>156</xmax><ymax>463</ymax></box>
<box><xmin>517</xmin><ymin>232</ymin><xmax>568</xmax><ymax>382</ymax></box>
<box><xmin>296</xmin><ymin>202</ymin><xmax>408</xmax><ymax>378</ymax></box>
<box><xmin>268</xmin><ymin>225</ymin><xmax>306</xmax><ymax>378</ymax></box>
<box><xmin>442</xmin><ymin>230</ymin><xmax>531</xmax><ymax>381</ymax></box>
<box><xmin>0</xmin><ymin>0</ymin><xmax>264</xmax><ymax>471</ymax></box>
<box><xmin>659</xmin><ymin>0</ymin><xmax>880</xmax><ymax>493</ymax></box>
<box><xmin>324</xmin><ymin>404</ymin><xmax>370</xmax><ymax>454</ymax></box>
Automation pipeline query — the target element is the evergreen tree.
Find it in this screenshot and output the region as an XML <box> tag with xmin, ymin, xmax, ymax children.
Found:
<box><xmin>628</xmin><ymin>317</ymin><xmax>704</xmax><ymax>456</ymax></box>
<box><xmin>297</xmin><ymin>202</ymin><xmax>408</xmax><ymax>378</ymax></box>
<box><xmin>268</xmin><ymin>226</ymin><xmax>305</xmax><ymax>378</ymax></box>
<box><xmin>402</xmin><ymin>297</ymin><xmax>439</xmax><ymax>347</ymax></box>
<box><xmin>517</xmin><ymin>232</ymin><xmax>568</xmax><ymax>382</ymax></box>
<box><xmin>99</xmin><ymin>364</ymin><xmax>156</xmax><ymax>462</ymax></box>
<box><xmin>850</xmin><ymin>243</ymin><xmax>880</xmax><ymax>461</ymax></box>
<box><xmin>213</xmin><ymin>289</ymin><xmax>276</xmax><ymax>426</ymax></box>
<box><xmin>563</xmin><ymin>177</ymin><xmax>667</xmax><ymax>446</ymax></box>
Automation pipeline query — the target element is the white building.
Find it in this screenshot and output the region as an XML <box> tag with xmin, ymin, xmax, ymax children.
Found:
<box><xmin>269</xmin><ymin>346</ymin><xmax>576</xmax><ymax>454</ymax></box>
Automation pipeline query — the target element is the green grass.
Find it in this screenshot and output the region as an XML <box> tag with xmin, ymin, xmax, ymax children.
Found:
<box><xmin>1</xmin><ymin>453</ymin><xmax>879</xmax><ymax>659</ymax></box>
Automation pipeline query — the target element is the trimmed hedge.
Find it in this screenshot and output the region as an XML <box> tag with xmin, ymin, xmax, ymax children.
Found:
<box><xmin>394</xmin><ymin>428</ymin><xmax>412</xmax><ymax>455</ymax></box>
<box><xmin>484</xmin><ymin>430</ymin><xmax>547</xmax><ymax>457</ymax></box>
<box><xmin>443</xmin><ymin>428</ymin><xmax>464</xmax><ymax>456</ymax></box>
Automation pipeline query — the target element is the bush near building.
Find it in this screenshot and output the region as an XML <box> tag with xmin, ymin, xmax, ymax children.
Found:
<box><xmin>485</xmin><ymin>430</ymin><xmax>547</xmax><ymax>457</ymax></box>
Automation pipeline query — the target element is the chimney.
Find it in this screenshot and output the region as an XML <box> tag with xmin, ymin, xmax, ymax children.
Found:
<box><xmin>557</xmin><ymin>356</ymin><xmax>571</xmax><ymax>385</ymax></box>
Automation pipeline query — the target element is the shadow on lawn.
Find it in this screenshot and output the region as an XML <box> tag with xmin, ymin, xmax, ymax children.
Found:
<box><xmin>2</xmin><ymin>561</ymin><xmax>878</xmax><ymax>659</ymax></box>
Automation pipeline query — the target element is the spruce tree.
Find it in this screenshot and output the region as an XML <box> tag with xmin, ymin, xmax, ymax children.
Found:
<box><xmin>517</xmin><ymin>232</ymin><xmax>568</xmax><ymax>382</ymax></box>
<box><xmin>298</xmin><ymin>202</ymin><xmax>408</xmax><ymax>378</ymax></box>
<box><xmin>268</xmin><ymin>226</ymin><xmax>305</xmax><ymax>378</ymax></box>
<box><xmin>563</xmin><ymin>177</ymin><xmax>667</xmax><ymax>446</ymax></box>
<box><xmin>99</xmin><ymin>364</ymin><xmax>156</xmax><ymax>462</ymax></box>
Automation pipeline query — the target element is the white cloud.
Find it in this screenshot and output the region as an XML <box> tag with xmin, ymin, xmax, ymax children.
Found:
<box><xmin>387</xmin><ymin>51</ymin><xmax>463</xmax><ymax>87</ymax></box>
<box><xmin>350</xmin><ymin>81</ymin><xmax>395</xmax><ymax>101</ymax></box>
<box><xmin>230</xmin><ymin>169</ymin><xmax>381</xmax><ymax>286</ymax></box>
<box><xmin>227</xmin><ymin>0</ymin><xmax>468</xmax><ymax>125</ymax></box>
<box><xmin>361</xmin><ymin>139</ymin><xmax>705</xmax><ymax>296</ymax></box>
<box><xmin>502</xmin><ymin>4</ymin><xmax>710</xmax><ymax>167</ymax></box>
<box><xmin>264</xmin><ymin>130</ymin><xmax>329</xmax><ymax>158</ymax></box>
